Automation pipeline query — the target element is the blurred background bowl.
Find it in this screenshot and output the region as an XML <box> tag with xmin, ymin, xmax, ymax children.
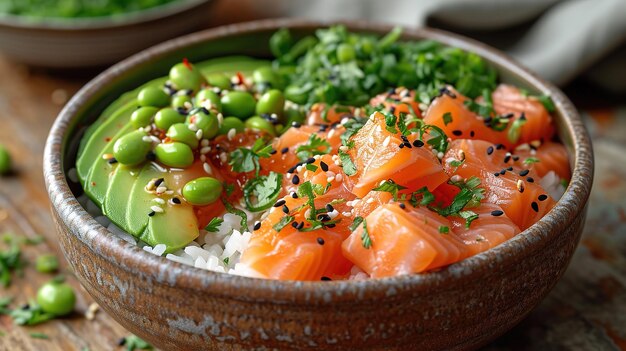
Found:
<box><xmin>0</xmin><ymin>0</ymin><xmax>214</xmax><ymax>68</ymax></box>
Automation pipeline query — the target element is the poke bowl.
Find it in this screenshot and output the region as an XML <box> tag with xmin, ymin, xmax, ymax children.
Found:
<box><xmin>0</xmin><ymin>0</ymin><xmax>213</xmax><ymax>68</ymax></box>
<box><xmin>43</xmin><ymin>19</ymin><xmax>593</xmax><ymax>350</ymax></box>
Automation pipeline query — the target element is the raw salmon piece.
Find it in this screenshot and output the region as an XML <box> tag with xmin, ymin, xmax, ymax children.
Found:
<box><xmin>348</xmin><ymin>111</ymin><xmax>448</xmax><ymax>198</ymax></box>
<box><xmin>306</xmin><ymin>103</ymin><xmax>355</xmax><ymax>125</ymax></box>
<box><xmin>449</xmin><ymin>202</ymin><xmax>521</xmax><ymax>256</ymax></box>
<box><xmin>491</xmin><ymin>84</ymin><xmax>555</xmax><ymax>146</ymax></box>
<box><xmin>240</xmin><ymin>193</ymin><xmax>353</xmax><ymax>281</ymax></box>
<box><xmin>342</xmin><ymin>204</ymin><xmax>469</xmax><ymax>278</ymax></box>
<box><xmin>514</xmin><ymin>141</ymin><xmax>571</xmax><ymax>180</ymax></box>
<box><xmin>260</xmin><ymin>125</ymin><xmax>342</xmax><ymax>174</ymax></box>
<box><xmin>444</xmin><ymin>139</ymin><xmax>556</xmax><ymax>230</ymax></box>
<box><xmin>369</xmin><ymin>88</ymin><xmax>421</xmax><ymax>118</ymax></box>
<box><xmin>350</xmin><ymin>190</ymin><xmax>393</xmax><ymax>219</ymax></box>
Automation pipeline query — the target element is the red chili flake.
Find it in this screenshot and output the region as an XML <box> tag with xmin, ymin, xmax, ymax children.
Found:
<box><xmin>189</xmin><ymin>115</ymin><xmax>196</xmax><ymax>124</ymax></box>
<box><xmin>236</xmin><ymin>72</ymin><xmax>245</xmax><ymax>85</ymax></box>
<box><xmin>91</xmin><ymin>182</ymin><xmax>96</xmax><ymax>186</ymax></box>
<box><xmin>182</xmin><ymin>58</ymin><xmax>193</xmax><ymax>71</ymax></box>
<box><xmin>104</xmin><ymin>137</ymin><xmax>111</xmax><ymax>142</ymax></box>
<box><xmin>163</xmin><ymin>137</ymin><xmax>172</xmax><ymax>143</ymax></box>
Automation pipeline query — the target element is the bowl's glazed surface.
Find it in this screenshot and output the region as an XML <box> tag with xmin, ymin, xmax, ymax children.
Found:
<box><xmin>43</xmin><ymin>19</ymin><xmax>593</xmax><ymax>351</ymax></box>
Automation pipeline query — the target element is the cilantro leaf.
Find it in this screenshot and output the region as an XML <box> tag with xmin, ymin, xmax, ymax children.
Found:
<box><xmin>243</xmin><ymin>172</ymin><xmax>283</xmax><ymax>212</ymax></box>
<box><xmin>439</xmin><ymin>226</ymin><xmax>450</xmax><ymax>234</ymax></box>
<box><xmin>295</xmin><ymin>134</ymin><xmax>331</xmax><ymax>161</ymax></box>
<box><xmin>536</xmin><ymin>94</ymin><xmax>555</xmax><ymax>113</ymax></box>
<box><xmin>442</xmin><ymin>112</ymin><xmax>453</xmax><ymax>126</ymax></box>
<box><xmin>360</xmin><ymin>218</ymin><xmax>372</xmax><ymax>249</ymax></box>
<box><xmin>507</xmin><ymin>116</ymin><xmax>527</xmax><ymax>144</ymax></box>
<box><xmin>523</xmin><ymin>157</ymin><xmax>540</xmax><ymax>165</ymax></box>
<box><xmin>338</xmin><ymin>151</ymin><xmax>357</xmax><ymax>176</ymax></box>
<box><xmin>204</xmin><ymin>218</ymin><xmax>224</xmax><ymax>232</ymax></box>
<box><xmin>350</xmin><ymin>216</ymin><xmax>364</xmax><ymax>232</ymax></box>
<box><xmin>273</xmin><ymin>216</ymin><xmax>295</xmax><ymax>232</ymax></box>
<box><xmin>229</xmin><ymin>139</ymin><xmax>273</xmax><ymax>175</ymax></box>
<box><xmin>372</xmin><ymin>179</ymin><xmax>407</xmax><ymax>200</ymax></box>
<box><xmin>222</xmin><ymin>199</ymin><xmax>249</xmax><ymax>232</ymax></box>
<box><xmin>408</xmin><ymin>186</ymin><xmax>435</xmax><ymax>207</ymax></box>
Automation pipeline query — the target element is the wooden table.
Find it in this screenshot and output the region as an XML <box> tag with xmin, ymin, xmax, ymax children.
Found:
<box><xmin>0</xmin><ymin>50</ymin><xmax>625</xmax><ymax>351</ymax></box>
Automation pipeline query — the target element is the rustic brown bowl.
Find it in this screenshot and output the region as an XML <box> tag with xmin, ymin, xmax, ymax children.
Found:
<box><xmin>0</xmin><ymin>0</ymin><xmax>213</xmax><ymax>68</ymax></box>
<box><xmin>43</xmin><ymin>19</ymin><xmax>593</xmax><ymax>350</ymax></box>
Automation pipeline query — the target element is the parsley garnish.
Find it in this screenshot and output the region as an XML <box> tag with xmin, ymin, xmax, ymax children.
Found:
<box><xmin>421</xmin><ymin>124</ymin><xmax>449</xmax><ymax>155</ymax></box>
<box><xmin>408</xmin><ymin>186</ymin><xmax>436</xmax><ymax>207</ymax></box>
<box><xmin>338</xmin><ymin>151</ymin><xmax>357</xmax><ymax>176</ymax></box>
<box><xmin>204</xmin><ymin>217</ymin><xmax>224</xmax><ymax>232</ymax></box>
<box><xmin>442</xmin><ymin>112</ymin><xmax>453</xmax><ymax>126</ymax></box>
<box><xmin>297</xmin><ymin>181</ymin><xmax>317</xmax><ymax>219</ymax></box>
<box><xmin>121</xmin><ymin>335</ymin><xmax>153</xmax><ymax>351</ymax></box>
<box><xmin>229</xmin><ymin>139</ymin><xmax>273</xmax><ymax>175</ymax></box>
<box><xmin>340</xmin><ymin>117</ymin><xmax>367</xmax><ymax>147</ymax></box>
<box><xmin>507</xmin><ymin>116</ymin><xmax>527</xmax><ymax>144</ymax></box>
<box><xmin>523</xmin><ymin>157</ymin><xmax>541</xmax><ymax>165</ymax></box>
<box><xmin>9</xmin><ymin>302</ymin><xmax>55</xmax><ymax>326</ymax></box>
<box><xmin>273</xmin><ymin>215</ymin><xmax>295</xmax><ymax>232</ymax></box>
<box><xmin>434</xmin><ymin>176</ymin><xmax>484</xmax><ymax>218</ymax></box>
<box><xmin>383</xmin><ymin>111</ymin><xmax>398</xmax><ymax>134</ymax></box>
<box><xmin>464</xmin><ymin>89</ymin><xmax>495</xmax><ymax>117</ymax></box>
<box><xmin>243</xmin><ymin>172</ymin><xmax>282</xmax><ymax>212</ymax></box>
<box><xmin>360</xmin><ymin>218</ymin><xmax>372</xmax><ymax>249</ymax></box>
<box><xmin>535</xmin><ymin>94</ymin><xmax>555</xmax><ymax>113</ymax></box>
<box><xmin>0</xmin><ymin>235</ymin><xmax>25</xmax><ymax>287</ymax></box>
<box><xmin>350</xmin><ymin>216</ymin><xmax>364</xmax><ymax>231</ymax></box>
<box><xmin>29</xmin><ymin>332</ymin><xmax>49</xmax><ymax>339</ymax></box>
<box><xmin>295</xmin><ymin>134</ymin><xmax>331</xmax><ymax>161</ymax></box>
<box><xmin>439</xmin><ymin>226</ymin><xmax>450</xmax><ymax>234</ymax></box>
<box><xmin>372</xmin><ymin>179</ymin><xmax>407</xmax><ymax>200</ymax></box>
<box><xmin>458</xmin><ymin>210</ymin><xmax>479</xmax><ymax>229</ymax></box>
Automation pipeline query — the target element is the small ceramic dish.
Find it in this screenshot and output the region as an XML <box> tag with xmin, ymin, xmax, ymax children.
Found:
<box><xmin>44</xmin><ymin>19</ymin><xmax>593</xmax><ymax>350</ymax></box>
<box><xmin>0</xmin><ymin>0</ymin><xmax>213</xmax><ymax>68</ymax></box>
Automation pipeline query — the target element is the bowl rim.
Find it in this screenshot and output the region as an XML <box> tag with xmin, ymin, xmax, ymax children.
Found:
<box><xmin>44</xmin><ymin>18</ymin><xmax>593</xmax><ymax>303</ymax></box>
<box><xmin>0</xmin><ymin>0</ymin><xmax>210</xmax><ymax>30</ymax></box>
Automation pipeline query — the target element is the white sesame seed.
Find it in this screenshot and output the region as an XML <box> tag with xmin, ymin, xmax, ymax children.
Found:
<box><xmin>188</xmin><ymin>123</ymin><xmax>198</xmax><ymax>132</ymax></box>
<box><xmin>327</xmin><ymin>176</ymin><xmax>335</xmax><ymax>183</ymax></box>
<box><xmin>382</xmin><ymin>136</ymin><xmax>391</xmax><ymax>147</ymax></box>
<box><xmin>156</xmin><ymin>186</ymin><xmax>167</xmax><ymax>194</ymax></box>
<box><xmin>339</xmin><ymin>146</ymin><xmax>349</xmax><ymax>152</ymax></box>
<box><xmin>217</xmin><ymin>113</ymin><xmax>224</xmax><ymax>125</ymax></box>
<box><xmin>335</xmin><ymin>173</ymin><xmax>343</xmax><ymax>182</ymax></box>
<box><xmin>340</xmin><ymin>117</ymin><xmax>351</xmax><ymax>125</ymax></box>
<box><xmin>366</xmin><ymin>197</ymin><xmax>375</xmax><ymax>204</ymax></box>
<box><xmin>304</xmin><ymin>209</ymin><xmax>311</xmax><ymax>218</ymax></box>
<box><xmin>102</xmin><ymin>153</ymin><xmax>114</xmax><ymax>160</ymax></box>
<box><xmin>200</xmin><ymin>146</ymin><xmax>211</xmax><ymax>154</ymax></box>
<box><xmin>203</xmin><ymin>163</ymin><xmax>213</xmax><ymax>175</ymax></box>
<box><xmin>437</xmin><ymin>152</ymin><xmax>444</xmax><ymax>159</ymax></box>
<box><xmin>151</xmin><ymin>206</ymin><xmax>164</xmax><ymax>213</ymax></box>
<box><xmin>303</xmin><ymin>171</ymin><xmax>309</xmax><ymax>178</ymax></box>
<box><xmin>183</xmin><ymin>101</ymin><xmax>193</xmax><ymax>110</ymax></box>
<box><xmin>153</xmin><ymin>198</ymin><xmax>165</xmax><ymax>204</ymax></box>
<box><xmin>201</xmin><ymin>139</ymin><xmax>210</xmax><ymax>147</ymax></box>
<box><xmin>150</xmin><ymin>136</ymin><xmax>161</xmax><ymax>144</ymax></box>
<box><xmin>142</xmin><ymin>125</ymin><xmax>152</xmax><ymax>133</ymax></box>
<box><xmin>328</xmin><ymin>210</ymin><xmax>339</xmax><ymax>219</ymax></box>
<box><xmin>342</xmin><ymin>211</ymin><xmax>352</xmax><ymax>217</ymax></box>
<box><xmin>164</xmin><ymin>190</ymin><xmax>174</xmax><ymax>195</ymax></box>
<box><xmin>227</xmin><ymin>128</ymin><xmax>236</xmax><ymax>140</ymax></box>
<box><xmin>219</xmin><ymin>152</ymin><xmax>227</xmax><ymax>163</ymax></box>
<box><xmin>328</xmin><ymin>129</ymin><xmax>336</xmax><ymax>139</ymax></box>
<box><xmin>196</xmin><ymin>129</ymin><xmax>203</xmax><ymax>140</ymax></box>
<box><xmin>451</xmin><ymin>175</ymin><xmax>463</xmax><ymax>183</ymax></box>
<box><xmin>142</xmin><ymin>136</ymin><xmax>153</xmax><ymax>143</ymax></box>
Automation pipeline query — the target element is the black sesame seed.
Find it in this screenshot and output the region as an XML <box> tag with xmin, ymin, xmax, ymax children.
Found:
<box><xmin>512</xmin><ymin>156</ymin><xmax>520</xmax><ymax>161</ymax></box>
<box><xmin>269</xmin><ymin>149</ymin><xmax>277</xmax><ymax>155</ymax></box>
<box><xmin>519</xmin><ymin>169</ymin><xmax>530</xmax><ymax>176</ymax></box>
<box><xmin>320</xmin><ymin>161</ymin><xmax>329</xmax><ymax>172</ymax></box>
<box><xmin>452</xmin><ymin>130</ymin><xmax>463</xmax><ymax>136</ymax></box>
<box><xmin>172</xmin><ymin>197</ymin><xmax>181</xmax><ymax>204</ymax></box>
<box><xmin>403</xmin><ymin>142</ymin><xmax>412</xmax><ymax>148</ymax></box>
<box><xmin>281</xmin><ymin>147</ymin><xmax>289</xmax><ymax>154</ymax></box>
<box><xmin>292</xmin><ymin>175</ymin><xmax>300</xmax><ymax>185</ymax></box>
<box><xmin>291</xmin><ymin>122</ymin><xmax>301</xmax><ymax>128</ymax></box>
<box><xmin>494</xmin><ymin>172</ymin><xmax>500</xmax><ymax>177</ymax></box>
<box><xmin>326</xmin><ymin>223</ymin><xmax>336</xmax><ymax>228</ymax></box>
<box><xmin>401</xmin><ymin>135</ymin><xmax>409</xmax><ymax>143</ymax></box>
<box><xmin>470</xmin><ymin>131</ymin><xmax>475</xmax><ymax>137</ymax></box>
<box><xmin>507</xmin><ymin>166</ymin><xmax>513</xmax><ymax>171</ymax></box>
<box><xmin>291</xmin><ymin>192</ymin><xmax>299</xmax><ymax>199</ymax></box>
<box><xmin>531</xmin><ymin>201</ymin><xmax>539</xmax><ymax>212</ymax></box>
<box><xmin>499</xmin><ymin>169</ymin><xmax>506</xmax><ymax>175</ymax></box>
<box><xmin>504</xmin><ymin>155</ymin><xmax>511</xmax><ymax>163</ymax></box>
<box><xmin>413</xmin><ymin>139</ymin><xmax>424</xmax><ymax>147</ymax></box>
<box><xmin>274</xmin><ymin>199</ymin><xmax>286</xmax><ymax>207</ymax></box>
<box><xmin>200</xmin><ymin>107</ymin><xmax>210</xmax><ymax>115</ymax></box>
<box><xmin>282</xmin><ymin>205</ymin><xmax>289</xmax><ymax>214</ymax></box>
<box><xmin>291</xmin><ymin>221</ymin><xmax>299</xmax><ymax>228</ymax></box>
<box><xmin>318</xmin><ymin>214</ymin><xmax>331</xmax><ymax>222</ymax></box>
<box><xmin>317</xmin><ymin>237</ymin><xmax>325</xmax><ymax>245</ymax></box>
<box><xmin>306</xmin><ymin>157</ymin><xmax>315</xmax><ymax>164</ymax></box>
<box><xmin>321</xmin><ymin>276</ymin><xmax>332</xmax><ymax>281</ymax></box>
<box><xmin>399</xmin><ymin>203</ymin><xmax>406</xmax><ymax>209</ymax></box>
<box><xmin>389</xmin><ymin>106</ymin><xmax>396</xmax><ymax>114</ymax></box>
<box><xmin>527</xmin><ymin>177</ymin><xmax>535</xmax><ymax>183</ymax></box>
<box><xmin>484</xmin><ymin>117</ymin><xmax>493</xmax><ymax>124</ymax></box>
<box><xmin>491</xmin><ymin>210</ymin><xmax>504</xmax><ymax>216</ymax></box>
<box><xmin>297</xmin><ymin>221</ymin><xmax>305</xmax><ymax>230</ymax></box>
<box><xmin>253</xmin><ymin>222</ymin><xmax>261</xmax><ymax>231</ymax></box>
<box><xmin>148</xmin><ymin>211</ymin><xmax>156</xmax><ymax>217</ymax></box>
<box><xmin>538</xmin><ymin>194</ymin><xmax>548</xmax><ymax>201</ymax></box>
<box><xmin>487</xmin><ymin>146</ymin><xmax>494</xmax><ymax>155</ymax></box>
<box><xmin>495</xmin><ymin>143</ymin><xmax>504</xmax><ymax>150</ymax></box>
<box><xmin>146</xmin><ymin>151</ymin><xmax>156</xmax><ymax>161</ymax></box>
<box><xmin>398</xmin><ymin>143</ymin><xmax>405</xmax><ymax>149</ymax></box>
<box><xmin>155</xmin><ymin>178</ymin><xmax>164</xmax><ymax>187</ymax></box>
<box><xmin>176</xmin><ymin>107</ymin><xmax>188</xmax><ymax>115</ymax></box>
<box><xmin>108</xmin><ymin>158</ymin><xmax>118</xmax><ymax>164</ymax></box>
<box><xmin>118</xmin><ymin>337</ymin><xmax>127</xmax><ymax>346</ymax></box>
<box><xmin>325</xmin><ymin>204</ymin><xmax>334</xmax><ymax>212</ymax></box>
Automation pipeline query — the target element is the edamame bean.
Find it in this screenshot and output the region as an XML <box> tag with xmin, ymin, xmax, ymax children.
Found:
<box><xmin>167</xmin><ymin>123</ymin><xmax>199</xmax><ymax>149</ymax></box>
<box><xmin>284</xmin><ymin>85</ymin><xmax>309</xmax><ymax>105</ymax></box>
<box><xmin>36</xmin><ymin>254</ymin><xmax>59</xmax><ymax>273</ymax></box>
<box><xmin>206</xmin><ymin>73</ymin><xmax>231</xmax><ymax>90</ymax></box>
<box><xmin>155</xmin><ymin>142</ymin><xmax>194</xmax><ymax>168</ymax></box>
<box><xmin>337</xmin><ymin>43</ymin><xmax>356</xmax><ymax>63</ymax></box>
<box><xmin>218</xmin><ymin>117</ymin><xmax>245</xmax><ymax>135</ymax></box>
<box><xmin>221</xmin><ymin>91</ymin><xmax>256</xmax><ymax>119</ymax></box>
<box><xmin>187</xmin><ymin>109</ymin><xmax>219</xmax><ymax>139</ymax></box>
<box><xmin>113</xmin><ymin>130</ymin><xmax>151</xmax><ymax>166</ymax></box>
<box><xmin>195</xmin><ymin>89</ymin><xmax>222</xmax><ymax>111</ymax></box>
<box><xmin>0</xmin><ymin>144</ymin><xmax>11</xmax><ymax>175</ymax></box>
<box><xmin>137</xmin><ymin>86</ymin><xmax>170</xmax><ymax>107</ymax></box>
<box><xmin>169</xmin><ymin>61</ymin><xmax>205</xmax><ymax>92</ymax></box>
<box><xmin>252</xmin><ymin>66</ymin><xmax>282</xmax><ymax>91</ymax></box>
<box><xmin>171</xmin><ymin>95</ymin><xmax>192</xmax><ymax>110</ymax></box>
<box><xmin>130</xmin><ymin>106</ymin><xmax>158</xmax><ymax>128</ymax></box>
<box><xmin>154</xmin><ymin>108</ymin><xmax>186</xmax><ymax>130</ymax></box>
<box><xmin>36</xmin><ymin>281</ymin><xmax>76</xmax><ymax>316</ymax></box>
<box><xmin>256</xmin><ymin>89</ymin><xmax>285</xmax><ymax>118</ymax></box>
<box><xmin>281</xmin><ymin>107</ymin><xmax>306</xmax><ymax>133</ymax></box>
<box><xmin>245</xmin><ymin>116</ymin><xmax>276</xmax><ymax>136</ymax></box>
<box><xmin>182</xmin><ymin>177</ymin><xmax>223</xmax><ymax>206</ymax></box>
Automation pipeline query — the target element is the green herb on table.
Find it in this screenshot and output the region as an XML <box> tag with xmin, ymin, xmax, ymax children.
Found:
<box><xmin>36</xmin><ymin>254</ymin><xmax>59</xmax><ymax>274</ymax></box>
<box><xmin>119</xmin><ymin>334</ymin><xmax>153</xmax><ymax>351</ymax></box>
<box><xmin>29</xmin><ymin>332</ymin><xmax>49</xmax><ymax>340</ymax></box>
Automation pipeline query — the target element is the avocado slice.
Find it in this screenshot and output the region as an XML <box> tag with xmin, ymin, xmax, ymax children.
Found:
<box><xmin>140</xmin><ymin>201</ymin><xmax>199</xmax><ymax>253</ymax></box>
<box><xmin>125</xmin><ymin>162</ymin><xmax>166</xmax><ymax>236</ymax></box>
<box><xmin>103</xmin><ymin>164</ymin><xmax>141</xmax><ymax>230</ymax></box>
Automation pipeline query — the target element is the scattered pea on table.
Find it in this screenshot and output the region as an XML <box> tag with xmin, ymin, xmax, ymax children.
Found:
<box><xmin>36</xmin><ymin>281</ymin><xmax>76</xmax><ymax>317</ymax></box>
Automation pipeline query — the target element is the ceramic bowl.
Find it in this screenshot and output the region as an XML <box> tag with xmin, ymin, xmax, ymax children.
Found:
<box><xmin>43</xmin><ymin>19</ymin><xmax>593</xmax><ymax>350</ymax></box>
<box><xmin>0</xmin><ymin>0</ymin><xmax>213</xmax><ymax>68</ymax></box>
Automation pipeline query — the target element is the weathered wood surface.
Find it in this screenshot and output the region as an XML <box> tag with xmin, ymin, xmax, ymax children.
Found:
<box><xmin>0</xmin><ymin>35</ymin><xmax>625</xmax><ymax>351</ymax></box>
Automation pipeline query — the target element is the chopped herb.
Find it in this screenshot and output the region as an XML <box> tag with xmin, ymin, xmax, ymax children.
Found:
<box><xmin>340</xmin><ymin>117</ymin><xmax>367</xmax><ymax>147</ymax></box>
<box><xmin>432</xmin><ymin>176</ymin><xmax>484</xmax><ymax>218</ymax></box>
<box><xmin>221</xmin><ymin>199</ymin><xmax>249</xmax><ymax>232</ymax></box>
<box><xmin>273</xmin><ymin>215</ymin><xmax>295</xmax><ymax>232</ymax></box>
<box><xmin>507</xmin><ymin>116</ymin><xmax>527</xmax><ymax>144</ymax></box>
<box><xmin>243</xmin><ymin>172</ymin><xmax>283</xmax><ymax>212</ymax></box>
<box><xmin>408</xmin><ymin>186</ymin><xmax>436</xmax><ymax>207</ymax></box>
<box><xmin>360</xmin><ymin>218</ymin><xmax>372</xmax><ymax>249</ymax></box>
<box><xmin>383</xmin><ymin>111</ymin><xmax>398</xmax><ymax>134</ymax></box>
<box><xmin>439</xmin><ymin>226</ymin><xmax>450</xmax><ymax>234</ymax></box>
<box><xmin>223</xmin><ymin>257</ymin><xmax>230</xmax><ymax>265</ymax></box>
<box><xmin>396</xmin><ymin>114</ymin><xmax>411</xmax><ymax>136</ymax></box>
<box><xmin>464</xmin><ymin>89</ymin><xmax>495</xmax><ymax>117</ymax></box>
<box><xmin>29</xmin><ymin>332</ymin><xmax>49</xmax><ymax>340</ymax></box>
<box><xmin>442</xmin><ymin>112</ymin><xmax>453</xmax><ymax>126</ymax></box>
<box><xmin>0</xmin><ymin>235</ymin><xmax>25</xmax><ymax>287</ymax></box>
<box><xmin>349</xmin><ymin>216</ymin><xmax>364</xmax><ymax>232</ymax></box>
<box><xmin>229</xmin><ymin>138</ymin><xmax>273</xmax><ymax>175</ymax></box>
<box><xmin>9</xmin><ymin>302</ymin><xmax>55</xmax><ymax>326</ymax></box>
<box><xmin>523</xmin><ymin>157</ymin><xmax>541</xmax><ymax>165</ymax></box>
<box><xmin>535</xmin><ymin>94</ymin><xmax>555</xmax><ymax>112</ymax></box>
<box><xmin>204</xmin><ymin>218</ymin><xmax>224</xmax><ymax>232</ymax></box>
<box><xmin>223</xmin><ymin>182</ymin><xmax>235</xmax><ymax>197</ymax></box>
<box><xmin>295</xmin><ymin>134</ymin><xmax>331</xmax><ymax>161</ymax></box>
<box><xmin>121</xmin><ymin>335</ymin><xmax>153</xmax><ymax>351</ymax></box>
<box><xmin>305</xmin><ymin>164</ymin><xmax>319</xmax><ymax>172</ymax></box>
<box><xmin>297</xmin><ymin>181</ymin><xmax>317</xmax><ymax>220</ymax></box>
<box><xmin>458</xmin><ymin>210</ymin><xmax>479</xmax><ymax>228</ymax></box>
<box><xmin>421</xmin><ymin>124</ymin><xmax>449</xmax><ymax>155</ymax></box>
<box><xmin>372</xmin><ymin>179</ymin><xmax>407</xmax><ymax>200</ymax></box>
<box><xmin>338</xmin><ymin>151</ymin><xmax>357</xmax><ymax>176</ymax></box>
<box><xmin>449</xmin><ymin>159</ymin><xmax>465</xmax><ymax>168</ymax></box>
